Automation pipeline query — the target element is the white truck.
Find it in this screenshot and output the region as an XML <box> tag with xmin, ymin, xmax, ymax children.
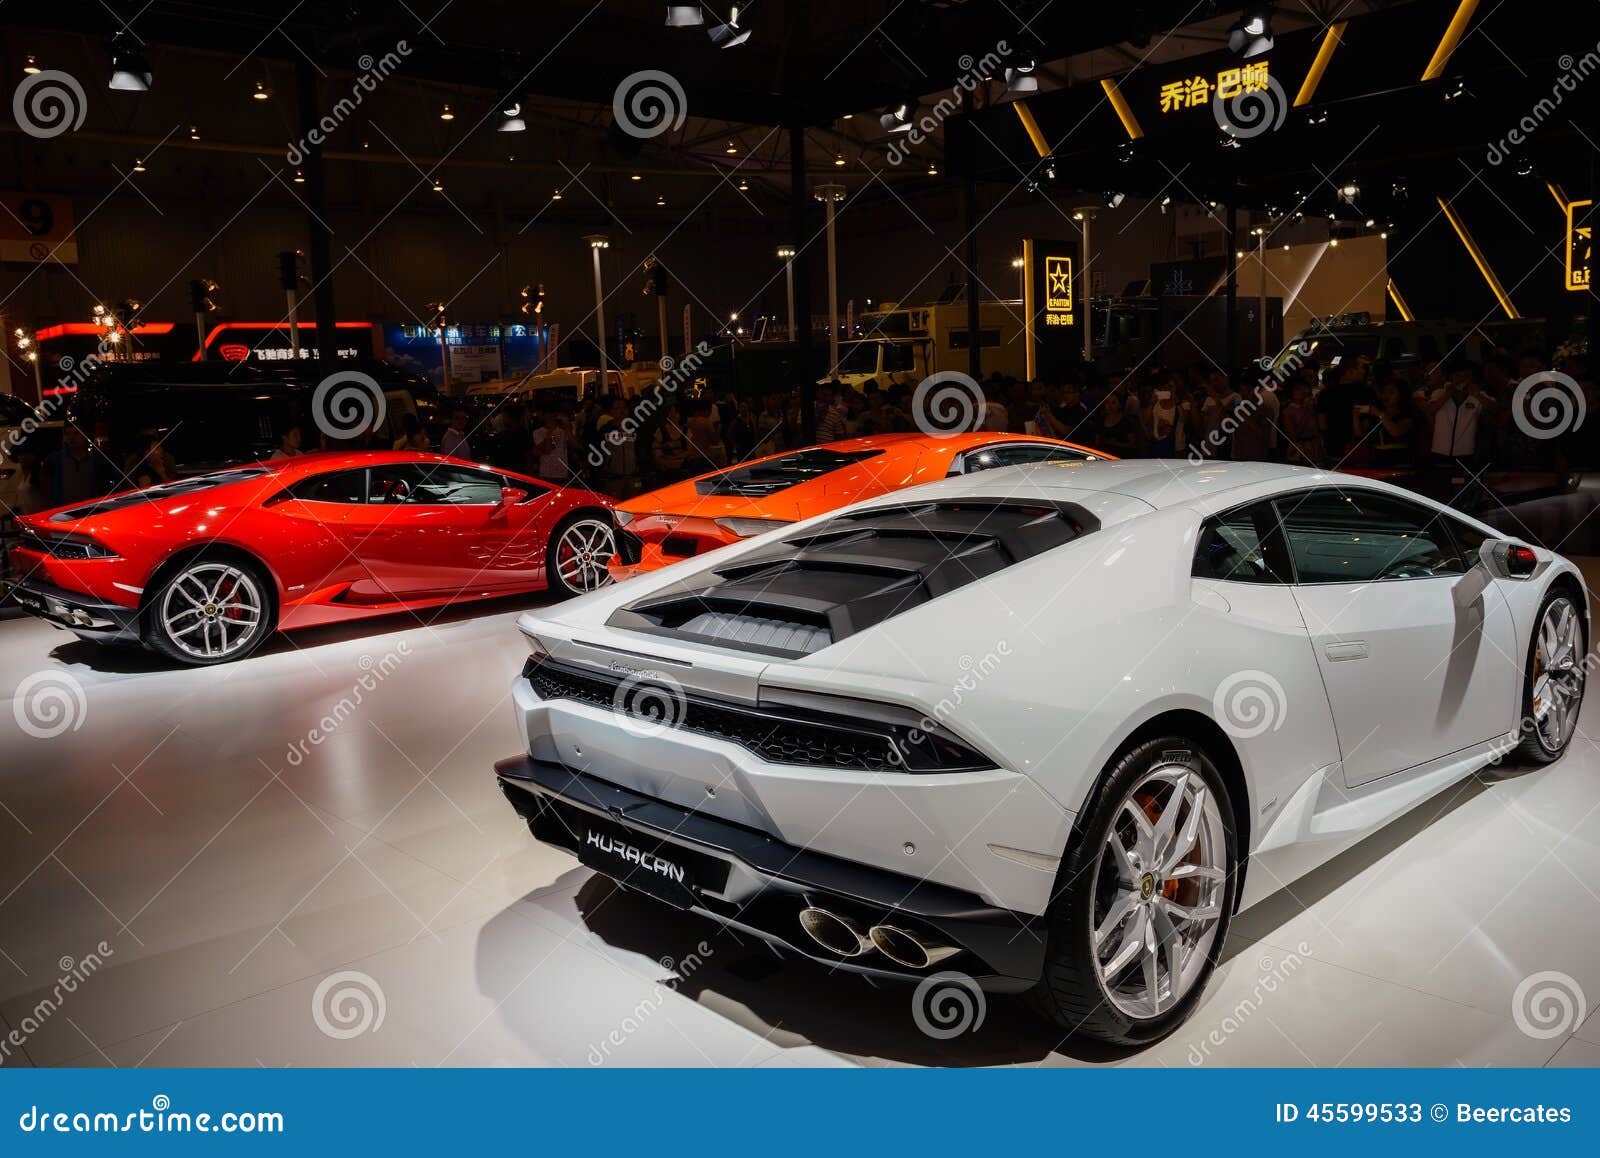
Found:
<box><xmin>825</xmin><ymin>299</ymin><xmax>1026</xmax><ymax>390</ymax></box>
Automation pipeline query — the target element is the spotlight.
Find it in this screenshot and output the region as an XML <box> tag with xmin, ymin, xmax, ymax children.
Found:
<box><xmin>1227</xmin><ymin>3</ymin><xmax>1274</xmax><ymax>59</ymax></box>
<box><xmin>586</xmin><ymin>234</ymin><xmax>610</xmax><ymax>250</ymax></box>
<box><xmin>252</xmin><ymin>80</ymin><xmax>271</xmax><ymax>101</ymax></box>
<box><xmin>927</xmin><ymin>162</ymin><xmax>938</xmax><ymax>176</ymax></box>
<box><xmin>1442</xmin><ymin>77</ymin><xmax>1468</xmax><ymax>101</ymax></box>
<box><xmin>656</xmin><ymin>194</ymin><xmax>666</xmax><ymax>206</ymax></box>
<box><xmin>881</xmin><ymin>102</ymin><xmax>914</xmax><ymax>133</ymax></box>
<box><xmin>189</xmin><ymin>124</ymin><xmax>200</xmax><ymax>140</ymax></box>
<box><xmin>292</xmin><ymin>169</ymin><xmax>305</xmax><ymax>183</ymax></box>
<box><xmin>737</xmin><ymin>177</ymin><xmax>749</xmax><ymax>191</ymax></box>
<box><xmin>1282</xmin><ymin>243</ymin><xmax>1290</xmax><ymax>251</ymax></box>
<box><xmin>725</xmin><ymin>140</ymin><xmax>738</xmax><ymax>154</ymax></box>
<box><xmin>108</xmin><ymin>33</ymin><xmax>152</xmax><ymax>91</ymax></box>
<box><xmin>23</xmin><ymin>55</ymin><xmax>41</xmax><ymax>75</ymax></box>
<box><xmin>1515</xmin><ymin>157</ymin><xmax>1535</xmax><ymax>178</ymax></box>
<box><xmin>1329</xmin><ymin>236</ymin><xmax>1339</xmax><ymax>247</ymax></box>
<box><xmin>1339</xmin><ymin>180</ymin><xmax>1359</xmax><ymax>202</ymax></box>
<box><xmin>666</xmin><ymin>5</ymin><xmax>704</xmax><ymax>26</ymax></box>
<box><xmin>439</xmin><ymin>103</ymin><xmax>454</xmax><ymax>121</ymax></box>
<box><xmin>833</xmin><ymin>151</ymin><xmax>846</xmax><ymax>167</ymax></box>
<box><xmin>1305</xmin><ymin>106</ymin><xmax>1329</xmax><ymax>126</ymax></box>
<box><xmin>1104</xmin><ymin>190</ymin><xmax>1125</xmax><ymax>208</ymax></box>
<box><xmin>1364</xmin><ymin>218</ymin><xmax>1375</xmax><ymax>228</ymax></box>
<box><xmin>551</xmin><ymin>188</ymin><xmax>563</xmax><ymax>200</ymax></box>
<box><xmin>708</xmin><ymin>6</ymin><xmax>751</xmax><ymax>47</ymax></box>
<box><xmin>630</xmin><ymin>173</ymin><xmax>642</xmax><ymax>181</ymax></box>
<box><xmin>1160</xmin><ymin>194</ymin><xmax>1172</xmax><ymax>213</ymax></box>
<box><xmin>432</xmin><ymin>178</ymin><xmax>444</xmax><ymax>192</ymax></box>
<box><xmin>1005</xmin><ymin>56</ymin><xmax>1038</xmax><ymax>96</ymax></box>
<box><xmin>1220</xmin><ymin>134</ymin><xmax>1242</xmax><ymax>149</ymax></box>
<box><xmin>132</xmin><ymin>157</ymin><xmax>146</xmax><ymax>173</ymax></box>
<box><xmin>498</xmin><ymin>100</ymin><xmax>526</xmax><ymax>132</ymax></box>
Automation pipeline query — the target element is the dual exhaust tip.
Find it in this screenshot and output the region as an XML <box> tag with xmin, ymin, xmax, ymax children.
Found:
<box><xmin>797</xmin><ymin>906</ymin><xmax>959</xmax><ymax>970</ymax></box>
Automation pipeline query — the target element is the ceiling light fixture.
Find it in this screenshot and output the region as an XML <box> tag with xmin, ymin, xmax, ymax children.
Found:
<box><xmin>881</xmin><ymin>101</ymin><xmax>915</xmax><ymax>133</ymax></box>
<box><xmin>23</xmin><ymin>55</ymin><xmax>41</xmax><ymax>75</ymax></box>
<box><xmin>108</xmin><ymin>32</ymin><xmax>152</xmax><ymax>91</ymax></box>
<box><xmin>252</xmin><ymin>80</ymin><xmax>270</xmax><ymax>101</ymax></box>
<box><xmin>498</xmin><ymin>99</ymin><xmax>526</xmax><ymax>132</ymax></box>
<box><xmin>665</xmin><ymin>5</ymin><xmax>704</xmax><ymax>26</ymax></box>
<box><xmin>1227</xmin><ymin>3</ymin><xmax>1275</xmax><ymax>59</ymax></box>
<box><xmin>1005</xmin><ymin>56</ymin><xmax>1038</xmax><ymax>96</ymax></box>
<box><xmin>439</xmin><ymin>103</ymin><xmax>454</xmax><ymax>121</ymax></box>
<box><xmin>708</xmin><ymin>6</ymin><xmax>751</xmax><ymax>47</ymax></box>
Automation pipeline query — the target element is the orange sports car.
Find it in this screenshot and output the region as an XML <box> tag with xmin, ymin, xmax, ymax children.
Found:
<box><xmin>609</xmin><ymin>431</ymin><xmax>1111</xmax><ymax>580</ymax></box>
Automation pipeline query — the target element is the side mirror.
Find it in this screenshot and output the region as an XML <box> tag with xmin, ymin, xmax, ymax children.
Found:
<box><xmin>499</xmin><ymin>486</ymin><xmax>527</xmax><ymax>507</ymax></box>
<box><xmin>1479</xmin><ymin>538</ymin><xmax>1539</xmax><ymax>580</ymax></box>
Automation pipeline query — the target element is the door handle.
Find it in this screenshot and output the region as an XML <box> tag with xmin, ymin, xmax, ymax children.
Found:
<box><xmin>1324</xmin><ymin>641</ymin><xmax>1369</xmax><ymax>662</ymax></box>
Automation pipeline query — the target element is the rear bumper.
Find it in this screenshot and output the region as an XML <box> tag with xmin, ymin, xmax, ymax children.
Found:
<box><xmin>496</xmin><ymin>754</ymin><xmax>1048</xmax><ymax>991</ymax></box>
<box><xmin>5</xmin><ymin>575</ymin><xmax>142</xmax><ymax>643</ymax></box>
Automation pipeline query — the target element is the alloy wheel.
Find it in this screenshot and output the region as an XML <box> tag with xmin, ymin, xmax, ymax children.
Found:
<box><xmin>159</xmin><ymin>563</ymin><xmax>265</xmax><ymax>660</ymax></box>
<box><xmin>1091</xmin><ymin>764</ymin><xmax>1227</xmax><ymax>1020</ymax></box>
<box><xmin>555</xmin><ymin>519</ymin><xmax>617</xmax><ymax>593</ymax></box>
<box><xmin>1532</xmin><ymin>596</ymin><xmax>1584</xmax><ymax>754</ymax></box>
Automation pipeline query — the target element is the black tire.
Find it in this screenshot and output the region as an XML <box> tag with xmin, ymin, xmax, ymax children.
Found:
<box><xmin>1513</xmin><ymin>586</ymin><xmax>1587</xmax><ymax>764</ymax></box>
<box><xmin>142</xmin><ymin>552</ymin><xmax>277</xmax><ymax>666</ymax></box>
<box><xmin>545</xmin><ymin>511</ymin><xmax>617</xmax><ymax>599</ymax></box>
<box><xmin>1028</xmin><ymin>736</ymin><xmax>1239</xmax><ymax>1046</ymax></box>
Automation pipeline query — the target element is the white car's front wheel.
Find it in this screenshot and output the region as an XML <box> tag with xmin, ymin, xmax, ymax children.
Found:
<box><xmin>1031</xmin><ymin>736</ymin><xmax>1238</xmax><ymax>1045</ymax></box>
<box><xmin>1516</xmin><ymin>589</ymin><xmax>1586</xmax><ymax>764</ymax></box>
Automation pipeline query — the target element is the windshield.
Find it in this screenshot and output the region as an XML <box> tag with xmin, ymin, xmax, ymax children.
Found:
<box><xmin>695</xmin><ymin>448</ymin><xmax>883</xmax><ymax>498</ymax></box>
<box><xmin>835</xmin><ymin>342</ymin><xmax>881</xmax><ymax>375</ymax></box>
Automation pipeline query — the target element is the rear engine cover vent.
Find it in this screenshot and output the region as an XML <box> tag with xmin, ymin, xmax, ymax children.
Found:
<box><xmin>607</xmin><ymin>499</ymin><xmax>1098</xmax><ymax>657</ymax></box>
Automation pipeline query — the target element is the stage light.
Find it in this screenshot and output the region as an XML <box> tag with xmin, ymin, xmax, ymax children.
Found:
<box><xmin>666</xmin><ymin>5</ymin><xmax>704</xmax><ymax>27</ymax></box>
<box><xmin>499</xmin><ymin>100</ymin><xmax>526</xmax><ymax>132</ymax></box>
<box><xmin>1006</xmin><ymin>56</ymin><xmax>1038</xmax><ymax>96</ymax></box>
<box><xmin>108</xmin><ymin>33</ymin><xmax>152</xmax><ymax>91</ymax></box>
<box><xmin>881</xmin><ymin>102</ymin><xmax>914</xmax><ymax>132</ymax></box>
<box><xmin>432</xmin><ymin>178</ymin><xmax>444</xmax><ymax>192</ymax></box>
<box><xmin>1339</xmin><ymin>180</ymin><xmax>1359</xmax><ymax>201</ymax></box>
<box><xmin>439</xmin><ymin>103</ymin><xmax>454</xmax><ymax>121</ymax></box>
<box><xmin>708</xmin><ymin>6</ymin><xmax>750</xmax><ymax>46</ymax></box>
<box><xmin>725</xmin><ymin>140</ymin><xmax>738</xmax><ymax>154</ymax></box>
<box><xmin>737</xmin><ymin>177</ymin><xmax>749</xmax><ymax>191</ymax></box>
<box><xmin>1227</xmin><ymin>3</ymin><xmax>1274</xmax><ymax>58</ymax></box>
<box><xmin>834</xmin><ymin>151</ymin><xmax>846</xmax><ymax>166</ymax></box>
<box><xmin>23</xmin><ymin>55</ymin><xmax>40</xmax><ymax>75</ymax></box>
<box><xmin>927</xmin><ymin>162</ymin><xmax>938</xmax><ymax>176</ymax></box>
<box><xmin>1118</xmin><ymin>140</ymin><xmax>1136</xmax><ymax>163</ymax></box>
<box><xmin>1442</xmin><ymin>77</ymin><xmax>1467</xmax><ymax>101</ymax></box>
<box><xmin>132</xmin><ymin>157</ymin><xmax>146</xmax><ymax>173</ymax></box>
<box><xmin>253</xmin><ymin>80</ymin><xmax>271</xmax><ymax>101</ymax></box>
<box><xmin>189</xmin><ymin>125</ymin><xmax>200</xmax><ymax>140</ymax></box>
<box><xmin>657</xmin><ymin>194</ymin><xmax>666</xmax><ymax>206</ymax></box>
<box><xmin>551</xmin><ymin>188</ymin><xmax>562</xmax><ymax>200</ymax></box>
<box><xmin>1104</xmin><ymin>190</ymin><xmax>1125</xmax><ymax>208</ymax></box>
<box><xmin>586</xmin><ymin>234</ymin><xmax>610</xmax><ymax>249</ymax></box>
<box><xmin>292</xmin><ymin>169</ymin><xmax>305</xmax><ymax>183</ymax></box>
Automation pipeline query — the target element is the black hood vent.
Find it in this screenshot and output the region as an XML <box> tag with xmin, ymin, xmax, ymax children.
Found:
<box><xmin>607</xmin><ymin>498</ymin><xmax>1098</xmax><ymax>658</ymax></box>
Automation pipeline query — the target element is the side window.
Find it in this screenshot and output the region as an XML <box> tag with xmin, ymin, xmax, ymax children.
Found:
<box><xmin>368</xmin><ymin>464</ymin><xmax>504</xmax><ymax>505</ymax></box>
<box><xmin>286</xmin><ymin>469</ymin><xmax>366</xmax><ymax>504</ymax></box>
<box><xmin>1274</xmin><ymin>489</ymin><xmax>1465</xmax><ymax>583</ymax></box>
<box><xmin>1192</xmin><ymin>502</ymin><xmax>1289</xmax><ymax>584</ymax></box>
<box><xmin>961</xmin><ymin>443</ymin><xmax>1090</xmax><ymax>473</ymax></box>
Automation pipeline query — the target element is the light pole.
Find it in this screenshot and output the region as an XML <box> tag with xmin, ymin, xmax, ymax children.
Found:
<box><xmin>1011</xmin><ymin>255</ymin><xmax>1025</xmax><ymax>303</ymax></box>
<box><xmin>778</xmin><ymin>246</ymin><xmax>797</xmax><ymax>341</ymax></box>
<box><xmin>584</xmin><ymin>234</ymin><xmax>610</xmax><ymax>389</ymax></box>
<box><xmin>1072</xmin><ymin>206</ymin><xmax>1098</xmax><ymax>362</ymax></box>
<box><xmin>815</xmin><ymin>184</ymin><xmax>846</xmax><ymax>376</ymax></box>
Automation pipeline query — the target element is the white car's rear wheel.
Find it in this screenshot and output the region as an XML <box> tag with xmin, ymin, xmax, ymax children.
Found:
<box><xmin>1030</xmin><ymin>736</ymin><xmax>1238</xmax><ymax>1045</ymax></box>
<box><xmin>1516</xmin><ymin>590</ymin><xmax>1586</xmax><ymax>764</ymax></box>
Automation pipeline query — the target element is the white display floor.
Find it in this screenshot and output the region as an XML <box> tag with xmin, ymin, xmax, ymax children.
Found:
<box><xmin>2</xmin><ymin>571</ymin><xmax>1598</xmax><ymax>1069</ymax></box>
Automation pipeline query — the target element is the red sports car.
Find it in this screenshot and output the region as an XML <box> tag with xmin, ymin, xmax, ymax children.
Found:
<box><xmin>7</xmin><ymin>451</ymin><xmax>616</xmax><ymax>665</ymax></box>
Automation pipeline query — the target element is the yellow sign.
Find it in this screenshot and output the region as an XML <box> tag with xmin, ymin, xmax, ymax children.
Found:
<box><xmin>1567</xmin><ymin>199</ymin><xmax>1591</xmax><ymax>292</ymax></box>
<box><xmin>1159</xmin><ymin>61</ymin><xmax>1271</xmax><ymax>113</ymax></box>
<box><xmin>1045</xmin><ymin>255</ymin><xmax>1074</xmax><ymax>319</ymax></box>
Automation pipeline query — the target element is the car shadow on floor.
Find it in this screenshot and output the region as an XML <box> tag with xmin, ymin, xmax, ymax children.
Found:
<box><xmin>486</xmin><ymin>762</ymin><xmax>1550</xmax><ymax>1067</ymax></box>
<box><xmin>35</xmin><ymin>590</ymin><xmax>562</xmax><ymax>674</ymax></box>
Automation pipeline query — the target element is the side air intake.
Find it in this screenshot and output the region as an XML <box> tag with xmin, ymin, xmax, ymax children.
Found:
<box><xmin>607</xmin><ymin>498</ymin><xmax>1098</xmax><ymax>658</ymax></box>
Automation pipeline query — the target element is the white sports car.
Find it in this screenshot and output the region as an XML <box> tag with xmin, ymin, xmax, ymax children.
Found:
<box><xmin>495</xmin><ymin>460</ymin><xmax>1587</xmax><ymax>1044</ymax></box>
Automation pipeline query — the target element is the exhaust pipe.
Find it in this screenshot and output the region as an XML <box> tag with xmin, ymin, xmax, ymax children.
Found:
<box><xmin>869</xmin><ymin>925</ymin><xmax>961</xmax><ymax>969</ymax></box>
<box><xmin>798</xmin><ymin>907</ymin><xmax>872</xmax><ymax>957</ymax></box>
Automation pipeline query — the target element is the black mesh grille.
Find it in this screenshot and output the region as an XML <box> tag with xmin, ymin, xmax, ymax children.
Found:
<box><xmin>523</xmin><ymin>657</ymin><xmax>991</xmax><ymax>773</ymax></box>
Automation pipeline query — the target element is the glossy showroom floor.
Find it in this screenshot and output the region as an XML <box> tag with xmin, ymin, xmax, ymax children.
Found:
<box><xmin>2</xmin><ymin>570</ymin><xmax>1599</xmax><ymax>1070</ymax></box>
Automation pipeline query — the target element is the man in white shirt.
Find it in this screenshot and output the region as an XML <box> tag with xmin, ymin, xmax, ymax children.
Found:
<box><xmin>1422</xmin><ymin>368</ymin><xmax>1487</xmax><ymax>460</ymax></box>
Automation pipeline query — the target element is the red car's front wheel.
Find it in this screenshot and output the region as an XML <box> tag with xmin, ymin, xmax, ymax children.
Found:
<box><xmin>144</xmin><ymin>554</ymin><xmax>276</xmax><ymax>666</ymax></box>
